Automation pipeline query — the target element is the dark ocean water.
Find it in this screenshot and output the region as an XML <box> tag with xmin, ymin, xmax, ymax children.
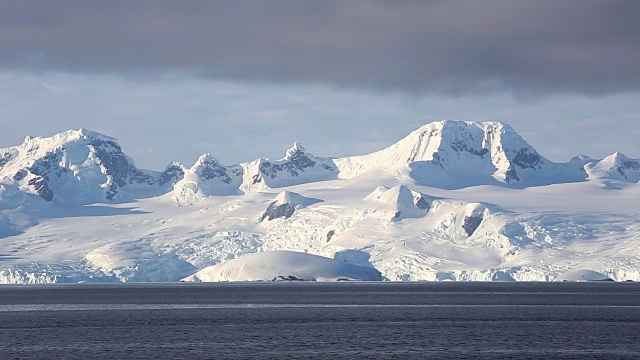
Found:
<box><xmin>1</xmin><ymin>282</ymin><xmax>640</xmax><ymax>359</ymax></box>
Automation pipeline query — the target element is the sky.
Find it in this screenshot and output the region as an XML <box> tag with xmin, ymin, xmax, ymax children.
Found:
<box><xmin>1</xmin><ymin>1</ymin><xmax>639</xmax><ymax>170</ymax></box>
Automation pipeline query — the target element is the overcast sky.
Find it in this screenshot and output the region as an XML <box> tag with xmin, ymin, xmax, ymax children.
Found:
<box><xmin>1</xmin><ymin>1</ymin><xmax>639</xmax><ymax>170</ymax></box>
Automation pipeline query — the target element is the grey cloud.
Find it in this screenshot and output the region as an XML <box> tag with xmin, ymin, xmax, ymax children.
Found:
<box><xmin>1</xmin><ymin>0</ymin><xmax>639</xmax><ymax>96</ymax></box>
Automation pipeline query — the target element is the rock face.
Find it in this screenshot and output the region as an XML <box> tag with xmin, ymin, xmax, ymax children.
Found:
<box><xmin>27</xmin><ymin>176</ymin><xmax>54</xmax><ymax>201</ymax></box>
<box><xmin>2</xmin><ymin>120</ymin><xmax>640</xmax><ymax>208</ymax></box>
<box><xmin>260</xmin><ymin>202</ymin><xmax>297</xmax><ymax>222</ymax></box>
<box><xmin>4</xmin><ymin>120</ymin><xmax>640</xmax><ymax>285</ymax></box>
<box><xmin>585</xmin><ymin>152</ymin><xmax>640</xmax><ymax>183</ymax></box>
<box><xmin>335</xmin><ymin>120</ymin><xmax>587</xmax><ymax>188</ymax></box>
<box><xmin>172</xmin><ymin>154</ymin><xmax>243</xmax><ymax>205</ymax></box>
<box><xmin>0</xmin><ymin>129</ymin><xmax>180</xmax><ymax>204</ymax></box>
<box><xmin>259</xmin><ymin>191</ymin><xmax>322</xmax><ymax>222</ymax></box>
<box><xmin>158</xmin><ymin>162</ymin><xmax>186</xmax><ymax>187</ymax></box>
<box><xmin>249</xmin><ymin>142</ymin><xmax>339</xmax><ymax>189</ymax></box>
<box><xmin>364</xmin><ymin>185</ymin><xmax>431</xmax><ymax>221</ymax></box>
<box><xmin>463</xmin><ymin>215</ymin><xmax>483</xmax><ymax>237</ymax></box>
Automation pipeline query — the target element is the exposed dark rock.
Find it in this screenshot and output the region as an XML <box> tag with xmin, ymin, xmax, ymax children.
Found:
<box><xmin>394</xmin><ymin>211</ymin><xmax>401</xmax><ymax>218</ymax></box>
<box><xmin>199</xmin><ymin>157</ymin><xmax>232</xmax><ymax>184</ymax></box>
<box><xmin>286</xmin><ymin>148</ymin><xmax>316</xmax><ymax>171</ymax></box>
<box><xmin>251</xmin><ymin>174</ymin><xmax>262</xmax><ymax>184</ymax></box>
<box><xmin>128</xmin><ymin>168</ymin><xmax>156</xmax><ymax>186</ymax></box>
<box><xmin>462</xmin><ymin>215</ymin><xmax>483</xmax><ymax>237</ymax></box>
<box><xmin>259</xmin><ymin>202</ymin><xmax>296</xmax><ymax>222</ymax></box>
<box><xmin>450</xmin><ymin>140</ymin><xmax>490</xmax><ymax>157</ymax></box>
<box><xmin>259</xmin><ymin>151</ymin><xmax>318</xmax><ymax>179</ymax></box>
<box><xmin>27</xmin><ymin>176</ymin><xmax>54</xmax><ymax>201</ymax></box>
<box><xmin>430</xmin><ymin>152</ymin><xmax>446</xmax><ymax>169</ymax></box>
<box><xmin>13</xmin><ymin>170</ymin><xmax>26</xmax><ymax>181</ymax></box>
<box><xmin>91</xmin><ymin>139</ymin><xmax>131</xmax><ymax>188</ymax></box>
<box><xmin>415</xmin><ymin>196</ymin><xmax>430</xmax><ymax>210</ymax></box>
<box><xmin>504</xmin><ymin>167</ymin><xmax>520</xmax><ymax>182</ymax></box>
<box><xmin>512</xmin><ymin>148</ymin><xmax>542</xmax><ymax>169</ymax></box>
<box><xmin>326</xmin><ymin>230</ymin><xmax>336</xmax><ymax>242</ymax></box>
<box><xmin>25</xmin><ymin>144</ymin><xmax>39</xmax><ymax>156</ymax></box>
<box><xmin>105</xmin><ymin>183</ymin><xmax>119</xmax><ymax>201</ymax></box>
<box><xmin>0</xmin><ymin>152</ymin><xmax>12</xmax><ymax>168</ymax></box>
<box><xmin>90</xmin><ymin>138</ymin><xmax>158</xmax><ymax>197</ymax></box>
<box><xmin>28</xmin><ymin>151</ymin><xmax>68</xmax><ymax>181</ymax></box>
<box><xmin>272</xmin><ymin>275</ymin><xmax>303</xmax><ymax>281</ymax></box>
<box><xmin>616</xmin><ymin>157</ymin><xmax>640</xmax><ymax>179</ymax></box>
<box><xmin>158</xmin><ymin>164</ymin><xmax>185</xmax><ymax>186</ymax></box>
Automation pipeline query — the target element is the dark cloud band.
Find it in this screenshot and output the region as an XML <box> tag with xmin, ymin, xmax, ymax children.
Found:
<box><xmin>1</xmin><ymin>0</ymin><xmax>639</xmax><ymax>95</ymax></box>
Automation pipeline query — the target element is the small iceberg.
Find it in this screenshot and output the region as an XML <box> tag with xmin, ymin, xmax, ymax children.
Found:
<box><xmin>554</xmin><ymin>269</ymin><xmax>613</xmax><ymax>282</ymax></box>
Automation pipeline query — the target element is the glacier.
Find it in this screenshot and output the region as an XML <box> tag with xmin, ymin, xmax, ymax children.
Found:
<box><xmin>1</xmin><ymin>120</ymin><xmax>639</xmax><ymax>283</ymax></box>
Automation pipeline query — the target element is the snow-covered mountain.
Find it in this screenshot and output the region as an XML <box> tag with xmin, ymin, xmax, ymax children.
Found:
<box><xmin>335</xmin><ymin>120</ymin><xmax>587</xmax><ymax>188</ymax></box>
<box><xmin>1</xmin><ymin>120</ymin><xmax>639</xmax><ymax>283</ymax></box>
<box><xmin>0</xmin><ymin>129</ymin><xmax>183</xmax><ymax>206</ymax></box>
<box><xmin>584</xmin><ymin>152</ymin><xmax>640</xmax><ymax>183</ymax></box>
<box><xmin>172</xmin><ymin>142</ymin><xmax>338</xmax><ymax>205</ymax></box>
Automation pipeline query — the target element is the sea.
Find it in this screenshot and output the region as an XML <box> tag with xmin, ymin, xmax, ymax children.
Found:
<box><xmin>1</xmin><ymin>282</ymin><xmax>639</xmax><ymax>359</ymax></box>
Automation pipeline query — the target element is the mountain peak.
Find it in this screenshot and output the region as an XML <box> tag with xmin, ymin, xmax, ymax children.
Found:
<box><xmin>334</xmin><ymin>120</ymin><xmax>559</xmax><ymax>186</ymax></box>
<box><xmin>610</xmin><ymin>152</ymin><xmax>628</xmax><ymax>161</ymax></box>
<box><xmin>284</xmin><ymin>142</ymin><xmax>307</xmax><ymax>160</ymax></box>
<box><xmin>13</xmin><ymin>129</ymin><xmax>121</xmax><ymax>164</ymax></box>
<box><xmin>194</xmin><ymin>153</ymin><xmax>222</xmax><ymax>167</ymax></box>
<box><xmin>394</xmin><ymin>120</ymin><xmax>539</xmax><ymax>168</ymax></box>
<box><xmin>413</xmin><ymin>120</ymin><xmax>511</xmax><ymax>134</ymax></box>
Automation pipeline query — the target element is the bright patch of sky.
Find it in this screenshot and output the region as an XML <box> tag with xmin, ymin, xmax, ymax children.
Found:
<box><xmin>1</xmin><ymin>71</ymin><xmax>638</xmax><ymax>170</ymax></box>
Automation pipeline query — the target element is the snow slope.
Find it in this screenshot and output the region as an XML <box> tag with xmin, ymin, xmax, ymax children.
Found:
<box><xmin>1</xmin><ymin>120</ymin><xmax>640</xmax><ymax>283</ymax></box>
<box><xmin>182</xmin><ymin>250</ymin><xmax>383</xmax><ymax>282</ymax></box>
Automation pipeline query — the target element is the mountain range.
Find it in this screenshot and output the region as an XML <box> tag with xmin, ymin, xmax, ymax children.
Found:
<box><xmin>1</xmin><ymin>120</ymin><xmax>639</xmax><ymax>283</ymax></box>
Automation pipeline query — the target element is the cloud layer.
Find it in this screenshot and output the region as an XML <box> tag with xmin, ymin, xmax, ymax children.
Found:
<box><xmin>2</xmin><ymin>1</ymin><xmax>639</xmax><ymax>96</ymax></box>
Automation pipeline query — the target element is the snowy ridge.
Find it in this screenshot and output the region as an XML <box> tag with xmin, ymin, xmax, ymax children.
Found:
<box><xmin>0</xmin><ymin>129</ymin><xmax>183</xmax><ymax>205</ymax></box>
<box><xmin>172</xmin><ymin>143</ymin><xmax>338</xmax><ymax>205</ymax></box>
<box><xmin>248</xmin><ymin>142</ymin><xmax>339</xmax><ymax>189</ymax></box>
<box><xmin>173</xmin><ymin>154</ymin><xmax>242</xmax><ymax>205</ymax></box>
<box><xmin>1</xmin><ymin>120</ymin><xmax>640</xmax><ymax>283</ymax></box>
<box><xmin>335</xmin><ymin>121</ymin><xmax>586</xmax><ymax>188</ymax></box>
<box><xmin>585</xmin><ymin>152</ymin><xmax>640</xmax><ymax>183</ymax></box>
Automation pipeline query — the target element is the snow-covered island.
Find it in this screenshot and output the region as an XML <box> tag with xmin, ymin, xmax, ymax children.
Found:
<box><xmin>1</xmin><ymin>120</ymin><xmax>640</xmax><ymax>283</ymax></box>
<box><xmin>182</xmin><ymin>251</ymin><xmax>382</xmax><ymax>282</ymax></box>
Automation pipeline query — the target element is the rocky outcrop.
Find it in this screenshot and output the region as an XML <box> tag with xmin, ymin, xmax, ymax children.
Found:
<box><xmin>259</xmin><ymin>202</ymin><xmax>296</xmax><ymax>222</ymax></box>
<box><xmin>258</xmin><ymin>191</ymin><xmax>322</xmax><ymax>222</ymax></box>
<box><xmin>27</xmin><ymin>176</ymin><xmax>54</xmax><ymax>201</ymax></box>
<box><xmin>158</xmin><ymin>162</ymin><xmax>186</xmax><ymax>187</ymax></box>
<box><xmin>462</xmin><ymin>215</ymin><xmax>483</xmax><ymax>236</ymax></box>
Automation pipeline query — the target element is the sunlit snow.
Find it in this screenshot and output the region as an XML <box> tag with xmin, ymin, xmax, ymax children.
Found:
<box><xmin>1</xmin><ymin>120</ymin><xmax>639</xmax><ymax>283</ymax></box>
